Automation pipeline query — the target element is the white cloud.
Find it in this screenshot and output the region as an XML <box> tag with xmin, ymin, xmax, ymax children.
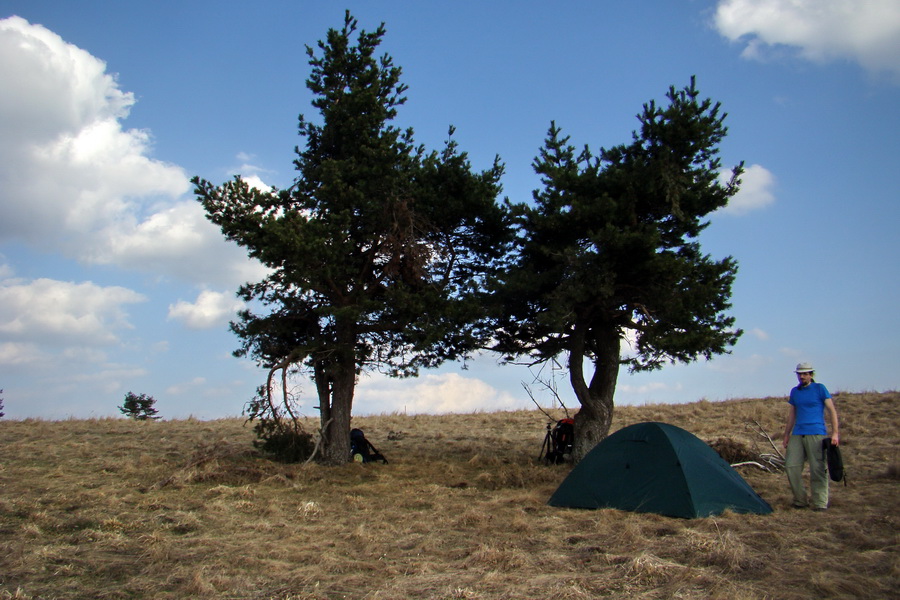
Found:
<box><xmin>0</xmin><ymin>17</ymin><xmax>266</xmax><ymax>289</ymax></box>
<box><xmin>231</xmin><ymin>152</ymin><xmax>275</xmax><ymax>181</ymax></box>
<box><xmin>242</xmin><ymin>174</ymin><xmax>273</xmax><ymax>192</ymax></box>
<box><xmin>750</xmin><ymin>328</ymin><xmax>770</xmax><ymax>341</ymax></box>
<box><xmin>168</xmin><ymin>289</ymin><xmax>243</xmax><ymax>330</ymax></box>
<box><xmin>90</xmin><ymin>201</ymin><xmax>268</xmax><ymax>286</ymax></box>
<box><xmin>718</xmin><ymin>164</ymin><xmax>776</xmax><ymax>215</ymax></box>
<box><xmin>69</xmin><ymin>365</ymin><xmax>149</xmax><ymax>395</ymax></box>
<box><xmin>0</xmin><ymin>278</ymin><xmax>146</xmax><ymax>346</ymax></box>
<box><xmin>355</xmin><ymin>372</ymin><xmax>523</xmax><ymax>415</ymax></box>
<box><xmin>0</xmin><ymin>17</ymin><xmax>188</xmax><ymax>241</ymax></box>
<box><xmin>166</xmin><ymin>377</ymin><xmax>207</xmax><ymax>396</ymax></box>
<box><xmin>0</xmin><ymin>342</ymin><xmax>45</xmax><ymax>367</ymax></box>
<box><xmin>617</xmin><ymin>381</ymin><xmax>683</xmax><ymax>396</ymax></box>
<box><xmin>713</xmin><ymin>0</ymin><xmax>900</xmax><ymax>80</ymax></box>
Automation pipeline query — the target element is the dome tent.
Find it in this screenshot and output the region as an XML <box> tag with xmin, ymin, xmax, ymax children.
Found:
<box><xmin>548</xmin><ymin>422</ymin><xmax>773</xmax><ymax>519</ymax></box>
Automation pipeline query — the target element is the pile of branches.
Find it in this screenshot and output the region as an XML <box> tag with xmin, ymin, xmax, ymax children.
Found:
<box><xmin>709</xmin><ymin>420</ymin><xmax>785</xmax><ymax>472</ymax></box>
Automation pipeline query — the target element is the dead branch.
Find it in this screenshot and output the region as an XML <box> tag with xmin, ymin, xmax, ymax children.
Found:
<box><xmin>751</xmin><ymin>419</ymin><xmax>785</xmax><ymax>461</ymax></box>
<box><xmin>523</xmin><ymin>360</ymin><xmax>571</xmax><ymax>419</ymax></box>
<box><xmin>304</xmin><ymin>418</ymin><xmax>333</xmax><ymax>465</ymax></box>
<box><xmin>522</xmin><ymin>382</ymin><xmax>556</xmax><ymax>422</ymax></box>
<box><xmin>730</xmin><ymin>460</ymin><xmax>772</xmax><ymax>471</ymax></box>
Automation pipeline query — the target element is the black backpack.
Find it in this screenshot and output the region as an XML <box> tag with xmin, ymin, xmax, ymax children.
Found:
<box><xmin>350</xmin><ymin>428</ymin><xmax>388</xmax><ymax>464</ymax></box>
<box><xmin>540</xmin><ymin>418</ymin><xmax>575</xmax><ymax>464</ymax></box>
<box><xmin>822</xmin><ymin>438</ymin><xmax>845</xmax><ymax>484</ymax></box>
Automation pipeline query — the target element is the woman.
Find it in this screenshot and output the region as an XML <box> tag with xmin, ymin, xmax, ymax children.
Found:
<box><xmin>782</xmin><ymin>362</ymin><xmax>840</xmax><ymax>510</ymax></box>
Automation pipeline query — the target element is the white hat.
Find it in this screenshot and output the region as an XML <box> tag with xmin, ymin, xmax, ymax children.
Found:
<box><xmin>795</xmin><ymin>362</ymin><xmax>814</xmax><ymax>373</ymax></box>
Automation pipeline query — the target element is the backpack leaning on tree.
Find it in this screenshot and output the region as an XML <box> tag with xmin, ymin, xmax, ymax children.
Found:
<box><xmin>540</xmin><ymin>418</ymin><xmax>575</xmax><ymax>464</ymax></box>
<box><xmin>350</xmin><ymin>428</ymin><xmax>388</xmax><ymax>464</ymax></box>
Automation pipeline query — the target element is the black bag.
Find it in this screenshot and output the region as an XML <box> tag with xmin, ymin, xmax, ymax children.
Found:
<box><xmin>822</xmin><ymin>438</ymin><xmax>844</xmax><ymax>483</ymax></box>
<box><xmin>350</xmin><ymin>428</ymin><xmax>388</xmax><ymax>464</ymax></box>
<box><xmin>540</xmin><ymin>418</ymin><xmax>575</xmax><ymax>464</ymax></box>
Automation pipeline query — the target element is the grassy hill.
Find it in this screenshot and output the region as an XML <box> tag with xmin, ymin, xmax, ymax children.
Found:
<box><xmin>1</xmin><ymin>391</ymin><xmax>897</xmax><ymax>599</ymax></box>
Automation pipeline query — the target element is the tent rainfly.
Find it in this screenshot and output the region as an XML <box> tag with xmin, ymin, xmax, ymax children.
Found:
<box><xmin>548</xmin><ymin>422</ymin><xmax>773</xmax><ymax>519</ymax></box>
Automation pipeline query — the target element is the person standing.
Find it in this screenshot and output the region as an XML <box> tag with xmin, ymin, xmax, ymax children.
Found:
<box><xmin>782</xmin><ymin>362</ymin><xmax>840</xmax><ymax>510</ymax></box>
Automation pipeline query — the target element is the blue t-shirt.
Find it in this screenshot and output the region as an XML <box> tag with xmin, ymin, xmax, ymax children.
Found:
<box><xmin>789</xmin><ymin>382</ymin><xmax>831</xmax><ymax>435</ymax></box>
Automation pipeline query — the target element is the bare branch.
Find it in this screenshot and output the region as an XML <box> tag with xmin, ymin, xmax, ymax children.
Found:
<box><xmin>304</xmin><ymin>418</ymin><xmax>334</xmax><ymax>465</ymax></box>
<box><xmin>522</xmin><ymin>382</ymin><xmax>556</xmax><ymax>422</ymax></box>
<box><xmin>750</xmin><ymin>419</ymin><xmax>785</xmax><ymax>461</ymax></box>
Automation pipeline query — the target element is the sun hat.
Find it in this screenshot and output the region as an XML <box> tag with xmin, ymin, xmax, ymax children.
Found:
<box><xmin>795</xmin><ymin>362</ymin><xmax>814</xmax><ymax>373</ymax></box>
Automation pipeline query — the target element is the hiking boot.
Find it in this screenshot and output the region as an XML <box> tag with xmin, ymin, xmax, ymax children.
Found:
<box><xmin>791</xmin><ymin>502</ymin><xmax>809</xmax><ymax>509</ymax></box>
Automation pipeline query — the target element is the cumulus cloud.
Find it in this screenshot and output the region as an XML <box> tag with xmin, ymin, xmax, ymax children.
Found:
<box><xmin>0</xmin><ymin>341</ymin><xmax>45</xmax><ymax>367</ymax></box>
<box><xmin>718</xmin><ymin>164</ymin><xmax>776</xmax><ymax>215</ymax></box>
<box><xmin>355</xmin><ymin>372</ymin><xmax>524</xmax><ymax>415</ymax></box>
<box><xmin>168</xmin><ymin>289</ymin><xmax>244</xmax><ymax>330</ymax></box>
<box><xmin>0</xmin><ymin>277</ymin><xmax>146</xmax><ymax>346</ymax></box>
<box><xmin>713</xmin><ymin>0</ymin><xmax>900</xmax><ymax>80</ymax></box>
<box><xmin>0</xmin><ymin>17</ymin><xmax>187</xmax><ymax>239</ymax></box>
<box><xmin>0</xmin><ymin>16</ymin><xmax>265</xmax><ymax>288</ymax></box>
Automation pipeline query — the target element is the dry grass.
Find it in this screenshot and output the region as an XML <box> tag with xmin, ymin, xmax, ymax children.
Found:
<box><xmin>1</xmin><ymin>391</ymin><xmax>897</xmax><ymax>599</ymax></box>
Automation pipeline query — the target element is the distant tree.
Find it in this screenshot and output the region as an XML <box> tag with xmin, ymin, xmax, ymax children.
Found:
<box><xmin>0</xmin><ymin>389</ymin><xmax>4</xmax><ymax>419</ymax></box>
<box><xmin>119</xmin><ymin>392</ymin><xmax>160</xmax><ymax>421</ymax></box>
<box><xmin>194</xmin><ymin>12</ymin><xmax>511</xmax><ymax>464</ymax></box>
<box><xmin>492</xmin><ymin>78</ymin><xmax>743</xmax><ymax>461</ymax></box>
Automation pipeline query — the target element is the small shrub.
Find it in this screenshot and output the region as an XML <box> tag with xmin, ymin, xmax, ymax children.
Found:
<box><xmin>245</xmin><ymin>388</ymin><xmax>314</xmax><ymax>463</ymax></box>
<box><xmin>119</xmin><ymin>391</ymin><xmax>161</xmax><ymax>421</ymax></box>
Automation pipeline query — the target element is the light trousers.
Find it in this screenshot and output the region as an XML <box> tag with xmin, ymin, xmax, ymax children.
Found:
<box><xmin>785</xmin><ymin>434</ymin><xmax>829</xmax><ymax>508</ymax></box>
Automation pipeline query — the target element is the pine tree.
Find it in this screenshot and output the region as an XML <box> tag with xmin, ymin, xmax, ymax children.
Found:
<box><xmin>493</xmin><ymin>78</ymin><xmax>743</xmax><ymax>460</ymax></box>
<box><xmin>194</xmin><ymin>12</ymin><xmax>510</xmax><ymax>464</ymax></box>
<box><xmin>119</xmin><ymin>392</ymin><xmax>160</xmax><ymax>421</ymax></box>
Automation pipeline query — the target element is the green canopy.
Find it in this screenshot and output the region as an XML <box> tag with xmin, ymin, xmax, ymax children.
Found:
<box><xmin>548</xmin><ymin>422</ymin><xmax>773</xmax><ymax>518</ymax></box>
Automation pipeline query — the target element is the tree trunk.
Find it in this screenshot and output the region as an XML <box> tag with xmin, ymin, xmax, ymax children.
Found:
<box><xmin>569</xmin><ymin>325</ymin><xmax>620</xmax><ymax>462</ymax></box>
<box><xmin>319</xmin><ymin>362</ymin><xmax>355</xmax><ymax>464</ymax></box>
<box><xmin>317</xmin><ymin>318</ymin><xmax>358</xmax><ymax>465</ymax></box>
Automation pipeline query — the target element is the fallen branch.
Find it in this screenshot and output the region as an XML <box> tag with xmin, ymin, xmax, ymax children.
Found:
<box><xmin>730</xmin><ymin>460</ymin><xmax>771</xmax><ymax>471</ymax></box>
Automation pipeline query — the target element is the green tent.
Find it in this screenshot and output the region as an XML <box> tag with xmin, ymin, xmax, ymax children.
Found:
<box><xmin>548</xmin><ymin>422</ymin><xmax>773</xmax><ymax>518</ymax></box>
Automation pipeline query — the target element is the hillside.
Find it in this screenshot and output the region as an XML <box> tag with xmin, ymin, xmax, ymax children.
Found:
<box><xmin>1</xmin><ymin>391</ymin><xmax>897</xmax><ymax>599</ymax></box>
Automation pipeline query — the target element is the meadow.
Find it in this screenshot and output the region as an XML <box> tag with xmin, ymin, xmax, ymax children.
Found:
<box><xmin>1</xmin><ymin>391</ymin><xmax>897</xmax><ymax>599</ymax></box>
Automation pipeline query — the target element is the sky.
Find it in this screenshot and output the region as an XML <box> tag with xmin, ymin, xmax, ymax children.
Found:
<box><xmin>0</xmin><ymin>0</ymin><xmax>898</xmax><ymax>420</ymax></box>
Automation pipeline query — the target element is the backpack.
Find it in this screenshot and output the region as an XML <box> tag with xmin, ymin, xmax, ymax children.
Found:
<box><xmin>540</xmin><ymin>418</ymin><xmax>575</xmax><ymax>464</ymax></box>
<box><xmin>350</xmin><ymin>428</ymin><xmax>388</xmax><ymax>464</ymax></box>
<box><xmin>821</xmin><ymin>438</ymin><xmax>845</xmax><ymax>484</ymax></box>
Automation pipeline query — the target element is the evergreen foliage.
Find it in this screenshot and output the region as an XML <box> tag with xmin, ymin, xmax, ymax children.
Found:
<box><xmin>119</xmin><ymin>391</ymin><xmax>160</xmax><ymax>421</ymax></box>
<box><xmin>194</xmin><ymin>12</ymin><xmax>511</xmax><ymax>464</ymax></box>
<box><xmin>492</xmin><ymin>78</ymin><xmax>743</xmax><ymax>460</ymax></box>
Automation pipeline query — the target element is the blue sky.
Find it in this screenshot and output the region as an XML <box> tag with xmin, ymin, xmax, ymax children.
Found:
<box><xmin>1</xmin><ymin>1</ymin><xmax>898</xmax><ymax>420</ymax></box>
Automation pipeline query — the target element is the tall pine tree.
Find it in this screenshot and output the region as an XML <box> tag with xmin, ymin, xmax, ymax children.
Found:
<box><xmin>194</xmin><ymin>12</ymin><xmax>510</xmax><ymax>464</ymax></box>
